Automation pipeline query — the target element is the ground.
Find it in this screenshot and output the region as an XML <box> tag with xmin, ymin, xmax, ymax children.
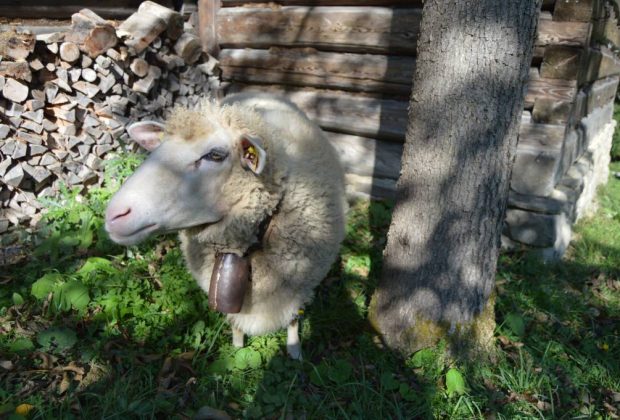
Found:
<box><xmin>0</xmin><ymin>154</ymin><xmax>619</xmax><ymax>418</ymax></box>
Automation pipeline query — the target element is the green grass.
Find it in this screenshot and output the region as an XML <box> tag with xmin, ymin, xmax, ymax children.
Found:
<box><xmin>1</xmin><ymin>153</ymin><xmax>619</xmax><ymax>419</ymax></box>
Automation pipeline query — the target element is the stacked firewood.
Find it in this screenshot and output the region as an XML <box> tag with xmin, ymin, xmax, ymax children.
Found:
<box><xmin>0</xmin><ymin>2</ymin><xmax>220</xmax><ymax>239</ymax></box>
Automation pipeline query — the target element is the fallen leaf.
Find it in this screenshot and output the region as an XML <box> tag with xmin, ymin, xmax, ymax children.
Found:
<box><xmin>15</xmin><ymin>403</ymin><xmax>34</xmax><ymax>416</ymax></box>
<box><xmin>59</xmin><ymin>371</ymin><xmax>71</xmax><ymax>394</ymax></box>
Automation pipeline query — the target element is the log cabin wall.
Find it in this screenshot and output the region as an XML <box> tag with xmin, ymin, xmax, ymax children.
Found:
<box><xmin>205</xmin><ymin>0</ymin><xmax>620</xmax><ymax>259</ymax></box>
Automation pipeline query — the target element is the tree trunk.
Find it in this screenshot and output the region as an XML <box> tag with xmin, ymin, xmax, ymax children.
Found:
<box><xmin>369</xmin><ymin>0</ymin><xmax>541</xmax><ymax>354</ymax></box>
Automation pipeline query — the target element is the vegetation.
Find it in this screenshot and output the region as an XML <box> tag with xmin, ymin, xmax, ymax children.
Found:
<box><xmin>1</xmin><ymin>151</ymin><xmax>619</xmax><ymax>419</ymax></box>
<box><xmin>613</xmin><ymin>102</ymin><xmax>620</xmax><ymax>161</ymax></box>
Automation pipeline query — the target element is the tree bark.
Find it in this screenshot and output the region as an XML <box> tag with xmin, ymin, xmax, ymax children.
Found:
<box><xmin>369</xmin><ymin>0</ymin><xmax>541</xmax><ymax>354</ymax></box>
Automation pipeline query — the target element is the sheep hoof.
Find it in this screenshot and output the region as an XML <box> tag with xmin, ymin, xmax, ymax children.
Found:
<box><xmin>287</xmin><ymin>343</ymin><xmax>303</xmax><ymax>360</ymax></box>
<box><xmin>232</xmin><ymin>327</ymin><xmax>244</xmax><ymax>348</ymax></box>
<box><xmin>287</xmin><ymin>318</ymin><xmax>302</xmax><ymax>360</ymax></box>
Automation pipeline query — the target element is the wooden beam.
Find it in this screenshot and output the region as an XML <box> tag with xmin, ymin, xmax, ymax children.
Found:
<box><xmin>540</xmin><ymin>46</ymin><xmax>584</xmax><ymax>80</ymax></box>
<box><xmin>525</xmin><ymin>73</ymin><xmax>578</xmax><ymax>108</ymax></box>
<box><xmin>221</xmin><ymin>0</ymin><xmax>419</xmax><ymax>5</ymax></box>
<box><xmin>219</xmin><ymin>48</ymin><xmax>415</xmax><ymax>95</ymax></box>
<box><xmin>0</xmin><ymin>1</ymin><xmax>175</xmax><ymax>19</ymax></box>
<box><xmin>553</xmin><ymin>0</ymin><xmax>604</xmax><ymax>22</ymax></box>
<box><xmin>198</xmin><ymin>0</ymin><xmax>221</xmax><ymax>55</ymax></box>
<box><xmin>537</xmin><ymin>19</ymin><xmax>591</xmax><ymax>47</ymax></box>
<box><xmin>217</xmin><ymin>6</ymin><xmax>422</xmax><ymax>54</ymax></box>
<box><xmin>582</xmin><ymin>46</ymin><xmax>620</xmax><ymax>84</ymax></box>
<box><xmin>326</xmin><ymin>132</ymin><xmax>403</xmax><ymax>180</ymax></box>
<box><xmin>227</xmin><ymin>84</ymin><xmax>409</xmax><ymax>141</ymax></box>
<box><xmin>586</xmin><ymin>76</ymin><xmax>619</xmax><ymax>113</ymax></box>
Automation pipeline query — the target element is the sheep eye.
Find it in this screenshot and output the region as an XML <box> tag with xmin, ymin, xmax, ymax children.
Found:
<box><xmin>201</xmin><ymin>148</ymin><xmax>228</xmax><ymax>162</ymax></box>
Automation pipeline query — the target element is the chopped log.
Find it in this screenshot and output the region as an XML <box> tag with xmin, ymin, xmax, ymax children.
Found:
<box><xmin>81</xmin><ymin>68</ymin><xmax>98</xmax><ymax>82</ymax></box>
<box><xmin>537</xmin><ymin>20</ymin><xmax>591</xmax><ymax>47</ymax></box>
<box><xmin>174</xmin><ymin>33</ymin><xmax>202</xmax><ymax>64</ymax></box>
<box><xmin>66</xmin><ymin>9</ymin><xmax>118</xmax><ymax>58</ymax></box>
<box><xmin>138</xmin><ymin>0</ymin><xmax>184</xmax><ymax>40</ymax></box>
<box><xmin>0</xmin><ymin>124</ymin><xmax>10</xmax><ymax>139</ymax></box>
<box><xmin>59</xmin><ymin>42</ymin><xmax>81</xmax><ymax>63</ymax></box>
<box><xmin>540</xmin><ymin>46</ymin><xmax>584</xmax><ymax>80</ymax></box>
<box><xmin>36</xmin><ymin>32</ymin><xmax>65</xmax><ymax>44</ymax></box>
<box><xmin>29</xmin><ymin>59</ymin><xmax>44</xmax><ymax>71</ymax></box>
<box><xmin>0</xmin><ymin>62</ymin><xmax>32</xmax><ymax>83</ymax></box>
<box><xmin>216</xmin><ymin>6</ymin><xmax>422</xmax><ymax>54</ymax></box>
<box><xmin>4</xmin><ymin>164</ymin><xmax>24</xmax><ymax>187</ymax></box>
<box><xmin>229</xmin><ymin>84</ymin><xmax>409</xmax><ymax>141</ymax></box>
<box><xmin>73</xmin><ymin>81</ymin><xmax>100</xmax><ymax>98</ymax></box>
<box><xmin>219</xmin><ymin>47</ymin><xmax>415</xmax><ymax>95</ymax></box>
<box><xmin>81</xmin><ymin>55</ymin><xmax>93</xmax><ymax>68</ymax></box>
<box><xmin>2</xmin><ymin>78</ymin><xmax>29</xmax><ymax>103</ymax></box>
<box><xmin>117</xmin><ymin>11</ymin><xmax>167</xmax><ymax>54</ymax></box>
<box><xmin>0</xmin><ymin>31</ymin><xmax>35</xmax><ymax>61</ymax></box>
<box><xmin>130</xmin><ymin>58</ymin><xmax>150</xmax><ymax>77</ymax></box>
<box><xmin>22</xmin><ymin>109</ymin><xmax>44</xmax><ymax>124</ymax></box>
<box><xmin>47</xmin><ymin>42</ymin><xmax>59</xmax><ymax>54</ymax></box>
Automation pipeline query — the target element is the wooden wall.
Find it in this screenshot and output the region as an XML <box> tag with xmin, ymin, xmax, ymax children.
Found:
<box><xmin>201</xmin><ymin>0</ymin><xmax>620</xmax><ymax>202</ymax></box>
<box><xmin>0</xmin><ymin>0</ymin><xmax>178</xmax><ymax>19</ymax></box>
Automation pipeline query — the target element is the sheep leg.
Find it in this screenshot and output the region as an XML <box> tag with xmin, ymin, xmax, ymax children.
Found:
<box><xmin>232</xmin><ymin>327</ymin><xmax>244</xmax><ymax>348</ymax></box>
<box><xmin>287</xmin><ymin>319</ymin><xmax>302</xmax><ymax>360</ymax></box>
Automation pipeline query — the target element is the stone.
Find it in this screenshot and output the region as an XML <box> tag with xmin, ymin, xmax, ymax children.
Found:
<box><xmin>504</xmin><ymin>208</ymin><xmax>571</xmax><ymax>250</ymax></box>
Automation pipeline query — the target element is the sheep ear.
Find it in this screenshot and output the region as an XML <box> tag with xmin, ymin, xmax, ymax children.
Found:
<box><xmin>239</xmin><ymin>135</ymin><xmax>266</xmax><ymax>175</ymax></box>
<box><xmin>127</xmin><ymin>121</ymin><xmax>166</xmax><ymax>151</ymax></box>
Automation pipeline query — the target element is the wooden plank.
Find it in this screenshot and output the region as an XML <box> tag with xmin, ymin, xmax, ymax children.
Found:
<box><xmin>325</xmin><ymin>132</ymin><xmax>402</xmax><ymax>180</ymax></box>
<box><xmin>540</xmin><ymin>46</ymin><xmax>584</xmax><ymax>80</ymax></box>
<box><xmin>537</xmin><ymin>20</ymin><xmax>591</xmax><ymax>47</ymax></box>
<box><xmin>219</xmin><ymin>48</ymin><xmax>414</xmax><ymax>94</ymax></box>
<box><xmin>553</xmin><ymin>0</ymin><xmax>603</xmax><ymax>22</ymax></box>
<box><xmin>227</xmin><ymin>84</ymin><xmax>409</xmax><ymax>141</ymax></box>
<box><xmin>217</xmin><ymin>6</ymin><xmax>422</xmax><ymax>54</ymax></box>
<box><xmin>0</xmin><ymin>1</ymin><xmax>175</xmax><ymax>19</ymax></box>
<box><xmin>525</xmin><ymin>74</ymin><xmax>577</xmax><ymax>108</ymax></box>
<box><xmin>532</xmin><ymin>97</ymin><xmax>573</xmax><ymax>124</ymax></box>
<box><xmin>221</xmin><ymin>0</ymin><xmax>419</xmax><ymax>5</ymax></box>
<box><xmin>198</xmin><ymin>0</ymin><xmax>221</xmax><ymax>55</ymax></box>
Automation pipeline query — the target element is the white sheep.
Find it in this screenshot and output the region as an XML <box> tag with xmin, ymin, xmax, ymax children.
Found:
<box><xmin>105</xmin><ymin>93</ymin><xmax>346</xmax><ymax>359</ymax></box>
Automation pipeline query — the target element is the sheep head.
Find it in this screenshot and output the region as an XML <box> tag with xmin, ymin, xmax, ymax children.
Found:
<box><xmin>105</xmin><ymin>116</ymin><xmax>267</xmax><ymax>246</ymax></box>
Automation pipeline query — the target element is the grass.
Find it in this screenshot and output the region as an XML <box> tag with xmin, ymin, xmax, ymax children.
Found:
<box><xmin>1</xmin><ymin>152</ymin><xmax>619</xmax><ymax>418</ymax></box>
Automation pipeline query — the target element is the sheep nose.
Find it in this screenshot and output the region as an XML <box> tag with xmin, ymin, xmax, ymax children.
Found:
<box><xmin>106</xmin><ymin>206</ymin><xmax>132</xmax><ymax>224</ymax></box>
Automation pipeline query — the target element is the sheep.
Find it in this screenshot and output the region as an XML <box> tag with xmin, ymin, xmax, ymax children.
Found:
<box><xmin>105</xmin><ymin>93</ymin><xmax>346</xmax><ymax>359</ymax></box>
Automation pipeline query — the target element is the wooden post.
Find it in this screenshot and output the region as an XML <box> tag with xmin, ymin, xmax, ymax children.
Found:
<box><xmin>198</xmin><ymin>0</ymin><xmax>221</xmax><ymax>56</ymax></box>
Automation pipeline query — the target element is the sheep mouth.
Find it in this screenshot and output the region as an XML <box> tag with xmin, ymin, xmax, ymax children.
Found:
<box><xmin>107</xmin><ymin>223</ymin><xmax>159</xmax><ymax>245</ymax></box>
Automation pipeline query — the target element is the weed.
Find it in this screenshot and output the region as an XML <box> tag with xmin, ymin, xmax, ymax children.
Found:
<box><xmin>0</xmin><ymin>155</ymin><xmax>619</xmax><ymax>418</ymax></box>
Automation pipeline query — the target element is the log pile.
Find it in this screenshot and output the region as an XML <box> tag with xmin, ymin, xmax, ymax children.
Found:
<box><xmin>209</xmin><ymin>0</ymin><xmax>620</xmax><ymax>259</ymax></box>
<box><xmin>0</xmin><ymin>2</ymin><xmax>219</xmax><ymax>247</ymax></box>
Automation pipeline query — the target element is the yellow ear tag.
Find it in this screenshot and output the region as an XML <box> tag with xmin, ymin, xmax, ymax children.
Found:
<box><xmin>244</xmin><ymin>145</ymin><xmax>258</xmax><ymax>169</ymax></box>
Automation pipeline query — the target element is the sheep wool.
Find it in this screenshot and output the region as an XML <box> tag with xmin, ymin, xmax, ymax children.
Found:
<box><xmin>178</xmin><ymin>93</ymin><xmax>347</xmax><ymax>336</ymax></box>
